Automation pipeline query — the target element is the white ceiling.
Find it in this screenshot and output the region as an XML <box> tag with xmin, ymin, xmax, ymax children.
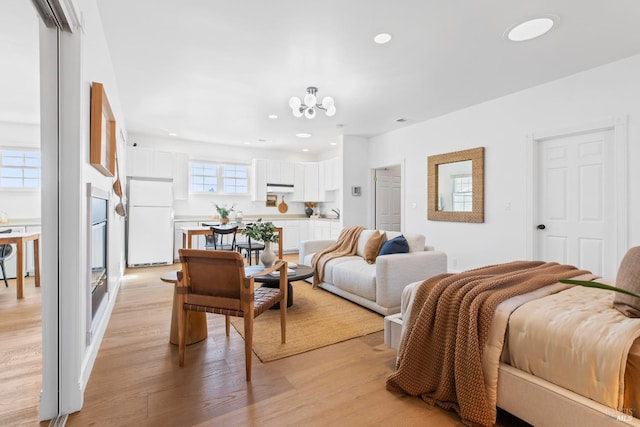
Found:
<box><xmin>5</xmin><ymin>1</ymin><xmax>640</xmax><ymax>155</ymax></box>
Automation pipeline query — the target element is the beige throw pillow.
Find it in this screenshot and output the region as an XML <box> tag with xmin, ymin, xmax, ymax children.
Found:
<box><xmin>363</xmin><ymin>231</ymin><xmax>386</xmax><ymax>264</ymax></box>
<box><xmin>614</xmin><ymin>246</ymin><xmax>640</xmax><ymax>317</ymax></box>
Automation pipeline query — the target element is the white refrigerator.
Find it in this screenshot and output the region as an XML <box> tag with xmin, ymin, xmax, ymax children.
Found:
<box><xmin>127</xmin><ymin>177</ymin><xmax>174</xmax><ymax>266</ymax></box>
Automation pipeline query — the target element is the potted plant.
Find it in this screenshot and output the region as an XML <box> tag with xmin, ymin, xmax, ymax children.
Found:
<box><xmin>242</xmin><ymin>219</ymin><xmax>279</xmax><ymax>266</ymax></box>
<box><xmin>214</xmin><ymin>204</ymin><xmax>235</xmax><ymax>224</ymax></box>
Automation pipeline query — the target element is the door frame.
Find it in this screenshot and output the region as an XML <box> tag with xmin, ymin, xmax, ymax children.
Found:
<box><xmin>525</xmin><ymin>116</ymin><xmax>628</xmax><ymax>270</ymax></box>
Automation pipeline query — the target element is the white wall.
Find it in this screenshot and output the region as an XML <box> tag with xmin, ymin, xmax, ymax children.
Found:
<box><xmin>342</xmin><ymin>135</ymin><xmax>371</xmax><ymax>227</ymax></box>
<box><xmin>367</xmin><ymin>54</ymin><xmax>640</xmax><ymax>273</ymax></box>
<box><xmin>44</xmin><ymin>0</ymin><xmax>128</xmax><ymax>416</ymax></box>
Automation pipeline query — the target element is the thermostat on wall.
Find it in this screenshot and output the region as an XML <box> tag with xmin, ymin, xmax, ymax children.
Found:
<box><xmin>351</xmin><ymin>186</ymin><xmax>361</xmax><ymax>196</ymax></box>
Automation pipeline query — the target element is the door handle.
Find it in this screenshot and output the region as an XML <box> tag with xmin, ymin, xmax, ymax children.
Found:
<box><xmin>537</xmin><ymin>224</ymin><xmax>546</xmax><ymax>230</ymax></box>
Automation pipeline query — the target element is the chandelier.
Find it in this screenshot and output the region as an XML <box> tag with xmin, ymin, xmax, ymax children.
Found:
<box><xmin>289</xmin><ymin>87</ymin><xmax>336</xmax><ymax>119</ymax></box>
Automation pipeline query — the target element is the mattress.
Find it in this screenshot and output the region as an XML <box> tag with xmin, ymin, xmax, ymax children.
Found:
<box><xmin>400</xmin><ymin>278</ymin><xmax>640</xmax><ymax>417</ymax></box>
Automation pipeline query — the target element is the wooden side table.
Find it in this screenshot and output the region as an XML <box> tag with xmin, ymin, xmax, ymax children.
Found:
<box><xmin>160</xmin><ymin>271</ymin><xmax>207</xmax><ymax>345</ymax></box>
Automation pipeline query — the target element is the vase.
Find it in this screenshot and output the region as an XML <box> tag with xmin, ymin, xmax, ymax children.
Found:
<box><xmin>304</xmin><ymin>207</ymin><xmax>313</xmax><ymax>218</ymax></box>
<box><xmin>221</xmin><ymin>217</ymin><xmax>229</xmax><ymax>224</ymax></box>
<box><xmin>260</xmin><ymin>241</ymin><xmax>276</xmax><ymax>267</ymax></box>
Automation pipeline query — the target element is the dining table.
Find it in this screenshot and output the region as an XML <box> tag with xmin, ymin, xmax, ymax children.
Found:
<box><xmin>180</xmin><ymin>223</ymin><xmax>283</xmax><ymax>257</ymax></box>
<box><xmin>0</xmin><ymin>231</ymin><xmax>41</xmax><ymax>299</ymax></box>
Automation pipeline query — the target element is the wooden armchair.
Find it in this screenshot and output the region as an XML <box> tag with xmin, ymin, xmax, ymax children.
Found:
<box><xmin>176</xmin><ymin>249</ymin><xmax>287</xmax><ymax>381</ymax></box>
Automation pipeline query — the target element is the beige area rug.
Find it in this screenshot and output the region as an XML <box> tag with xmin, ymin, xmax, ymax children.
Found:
<box><xmin>231</xmin><ymin>280</ymin><xmax>384</xmax><ymax>362</ymax></box>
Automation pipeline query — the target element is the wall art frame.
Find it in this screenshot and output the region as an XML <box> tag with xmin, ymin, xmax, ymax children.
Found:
<box><xmin>90</xmin><ymin>81</ymin><xmax>116</xmax><ymax>177</ymax></box>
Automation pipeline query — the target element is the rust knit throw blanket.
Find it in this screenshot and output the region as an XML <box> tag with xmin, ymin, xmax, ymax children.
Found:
<box><xmin>311</xmin><ymin>226</ymin><xmax>365</xmax><ymax>288</ymax></box>
<box><xmin>386</xmin><ymin>261</ymin><xmax>589</xmax><ymax>427</ymax></box>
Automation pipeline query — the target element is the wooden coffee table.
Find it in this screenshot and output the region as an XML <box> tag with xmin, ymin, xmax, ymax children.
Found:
<box><xmin>245</xmin><ymin>264</ymin><xmax>314</xmax><ymax>309</ymax></box>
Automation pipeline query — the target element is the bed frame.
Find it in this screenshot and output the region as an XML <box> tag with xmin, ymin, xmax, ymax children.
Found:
<box><xmin>384</xmin><ymin>314</ymin><xmax>640</xmax><ymax>427</ymax></box>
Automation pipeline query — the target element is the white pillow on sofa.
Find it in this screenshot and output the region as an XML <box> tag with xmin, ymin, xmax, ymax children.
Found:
<box><xmin>385</xmin><ymin>232</ymin><xmax>425</xmax><ymax>252</ymax></box>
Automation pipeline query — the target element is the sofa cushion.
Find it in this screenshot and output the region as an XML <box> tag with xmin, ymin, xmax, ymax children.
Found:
<box><xmin>304</xmin><ymin>252</ymin><xmax>361</xmax><ymax>283</ymax></box>
<box><xmin>364</xmin><ymin>231</ymin><xmax>386</xmax><ymax>264</ymax></box>
<box><xmin>614</xmin><ymin>246</ymin><xmax>640</xmax><ymax>317</ymax></box>
<box><xmin>379</xmin><ymin>235</ymin><xmax>410</xmax><ymax>256</ymax></box>
<box><xmin>332</xmin><ymin>260</ymin><xmax>377</xmax><ymax>300</ymax></box>
<box><xmin>356</xmin><ymin>230</ymin><xmax>377</xmax><ymax>257</ymax></box>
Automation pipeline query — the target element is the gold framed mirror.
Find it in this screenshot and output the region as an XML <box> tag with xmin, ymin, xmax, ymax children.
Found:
<box><xmin>427</xmin><ymin>147</ymin><xmax>484</xmax><ymax>223</ymax></box>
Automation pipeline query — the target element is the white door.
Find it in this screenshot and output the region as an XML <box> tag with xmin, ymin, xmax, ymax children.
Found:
<box><xmin>375</xmin><ymin>167</ymin><xmax>401</xmax><ymax>231</ymax></box>
<box><xmin>536</xmin><ymin>130</ymin><xmax>614</xmax><ymax>277</ymax></box>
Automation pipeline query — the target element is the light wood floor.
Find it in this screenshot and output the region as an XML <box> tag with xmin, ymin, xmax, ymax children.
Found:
<box><xmin>1</xmin><ymin>255</ymin><xmax>530</xmax><ymax>426</ymax></box>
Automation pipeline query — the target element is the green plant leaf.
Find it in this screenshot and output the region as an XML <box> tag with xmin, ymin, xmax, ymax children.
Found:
<box><xmin>559</xmin><ymin>279</ymin><xmax>640</xmax><ymax>299</ymax></box>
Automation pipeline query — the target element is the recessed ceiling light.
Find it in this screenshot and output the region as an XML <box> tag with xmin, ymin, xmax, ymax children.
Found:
<box><xmin>505</xmin><ymin>17</ymin><xmax>556</xmax><ymax>42</ymax></box>
<box><xmin>268</xmin><ymin>114</ymin><xmax>278</xmax><ymax>119</ymax></box>
<box><xmin>296</xmin><ymin>133</ymin><xmax>312</xmax><ymax>138</ymax></box>
<box><xmin>244</xmin><ymin>141</ymin><xmax>251</xmax><ymax>145</ymax></box>
<box><xmin>374</xmin><ymin>32</ymin><xmax>392</xmax><ymax>44</ymax></box>
<box><xmin>257</xmin><ymin>138</ymin><xmax>272</xmax><ymax>143</ymax></box>
<box><xmin>396</xmin><ymin>118</ymin><xmax>407</xmax><ymax>123</ymax></box>
<box><xmin>168</xmin><ymin>132</ymin><xmax>177</xmax><ymax>136</ymax></box>
<box><xmin>302</xmin><ymin>148</ymin><xmax>309</xmax><ymax>152</ymax></box>
<box><xmin>329</xmin><ymin>142</ymin><xmax>337</xmax><ymax>146</ymax></box>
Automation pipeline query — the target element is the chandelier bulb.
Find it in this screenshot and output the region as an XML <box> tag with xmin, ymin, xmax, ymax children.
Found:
<box><xmin>326</xmin><ymin>105</ymin><xmax>336</xmax><ymax>117</ymax></box>
<box><xmin>289</xmin><ymin>96</ymin><xmax>301</xmax><ymax>110</ymax></box>
<box><xmin>292</xmin><ymin>107</ymin><xmax>303</xmax><ymax>118</ymax></box>
<box><xmin>321</xmin><ymin>96</ymin><xmax>334</xmax><ymax>109</ymax></box>
<box><xmin>305</xmin><ymin>107</ymin><xmax>316</xmax><ymax>119</ymax></box>
<box><xmin>304</xmin><ymin>93</ymin><xmax>317</xmax><ymax>108</ymax></box>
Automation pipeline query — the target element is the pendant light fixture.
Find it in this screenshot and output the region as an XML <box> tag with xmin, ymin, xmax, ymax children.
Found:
<box><xmin>289</xmin><ymin>87</ymin><xmax>336</xmax><ymax>119</ymax></box>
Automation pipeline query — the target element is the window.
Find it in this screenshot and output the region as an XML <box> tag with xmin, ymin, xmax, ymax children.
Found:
<box><xmin>190</xmin><ymin>161</ymin><xmax>248</xmax><ymax>194</ymax></box>
<box><xmin>190</xmin><ymin>162</ymin><xmax>217</xmax><ymax>192</ymax></box>
<box><xmin>0</xmin><ymin>149</ymin><xmax>41</xmax><ymax>189</ymax></box>
<box><xmin>451</xmin><ymin>174</ymin><xmax>472</xmax><ymax>212</ymax></box>
<box><xmin>222</xmin><ymin>164</ymin><xmax>248</xmax><ymax>194</ymax></box>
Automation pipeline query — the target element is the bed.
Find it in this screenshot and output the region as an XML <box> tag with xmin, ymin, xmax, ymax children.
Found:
<box><xmin>385</xmin><ymin>258</ymin><xmax>640</xmax><ymax>427</ymax></box>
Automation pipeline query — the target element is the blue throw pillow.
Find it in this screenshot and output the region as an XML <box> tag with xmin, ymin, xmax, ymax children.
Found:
<box><xmin>378</xmin><ymin>235</ymin><xmax>410</xmax><ymax>256</ymax></box>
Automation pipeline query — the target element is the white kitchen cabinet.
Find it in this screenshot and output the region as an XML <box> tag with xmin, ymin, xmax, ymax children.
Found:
<box><xmin>312</xmin><ymin>220</ymin><xmax>331</xmax><ymax>240</ymax></box>
<box><xmin>173</xmin><ymin>153</ymin><xmax>189</xmax><ymax>200</ymax></box>
<box><xmin>250</xmin><ymin>159</ymin><xmax>267</xmax><ymax>201</ymax></box>
<box><xmin>303</xmin><ymin>162</ymin><xmax>320</xmax><ymax>201</ymax></box>
<box><xmin>323</xmin><ymin>157</ymin><xmax>341</xmax><ymax>191</ymax></box>
<box><xmin>173</xmin><ymin>221</ymin><xmax>198</xmax><ymax>260</ymax></box>
<box><xmin>292</xmin><ymin>163</ymin><xmax>305</xmax><ymax>201</ymax></box>
<box><xmin>306</xmin><ymin>219</ymin><xmax>341</xmax><ymax>241</ymax></box>
<box><xmin>266</xmin><ymin>160</ymin><xmax>294</xmax><ymax>185</ymax></box>
<box><xmin>298</xmin><ymin>219</ymin><xmax>311</xmax><ymax>245</ymax></box>
<box><xmin>271</xmin><ymin>220</ymin><xmax>299</xmax><ymax>254</ymax></box>
<box><xmin>330</xmin><ymin>221</ymin><xmax>343</xmax><ymax>239</ymax></box>
<box><xmin>126</xmin><ymin>146</ymin><xmax>173</xmax><ymax>179</ymax></box>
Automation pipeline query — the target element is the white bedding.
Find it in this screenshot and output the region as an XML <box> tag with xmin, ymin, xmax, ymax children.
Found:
<box><xmin>507</xmin><ymin>284</ymin><xmax>640</xmax><ymax>408</ymax></box>
<box><xmin>399</xmin><ymin>274</ymin><xmax>640</xmax><ymax>418</ymax></box>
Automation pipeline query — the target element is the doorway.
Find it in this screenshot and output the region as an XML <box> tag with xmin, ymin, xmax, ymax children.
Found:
<box><xmin>374</xmin><ymin>165</ymin><xmax>401</xmax><ymax>231</ymax></box>
<box><xmin>528</xmin><ymin>118</ymin><xmax>628</xmax><ymax>278</ymax></box>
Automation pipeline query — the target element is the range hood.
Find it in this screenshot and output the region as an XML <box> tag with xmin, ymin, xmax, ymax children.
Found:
<box><xmin>266</xmin><ymin>183</ymin><xmax>294</xmax><ymax>193</ymax></box>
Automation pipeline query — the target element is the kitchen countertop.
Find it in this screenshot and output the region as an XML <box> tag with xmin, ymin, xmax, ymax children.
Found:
<box><xmin>0</xmin><ymin>218</ymin><xmax>42</xmax><ymax>227</ymax></box>
<box><xmin>174</xmin><ymin>215</ymin><xmax>340</xmax><ymax>222</ymax></box>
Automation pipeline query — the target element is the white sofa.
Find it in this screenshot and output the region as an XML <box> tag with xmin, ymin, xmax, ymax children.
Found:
<box><xmin>299</xmin><ymin>230</ymin><xmax>447</xmax><ymax>315</ymax></box>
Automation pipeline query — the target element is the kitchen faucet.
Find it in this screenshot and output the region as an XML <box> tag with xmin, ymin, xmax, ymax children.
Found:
<box><xmin>331</xmin><ymin>208</ymin><xmax>341</xmax><ymax>219</ymax></box>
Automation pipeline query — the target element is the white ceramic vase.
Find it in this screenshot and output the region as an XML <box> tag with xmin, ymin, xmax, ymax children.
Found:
<box><xmin>260</xmin><ymin>241</ymin><xmax>276</xmax><ymax>267</ymax></box>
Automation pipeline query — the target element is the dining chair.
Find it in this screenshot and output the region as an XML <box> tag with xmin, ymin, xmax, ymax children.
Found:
<box><xmin>205</xmin><ymin>225</ymin><xmax>238</xmax><ymax>251</ymax></box>
<box><xmin>236</xmin><ymin>223</ymin><xmax>265</xmax><ymax>266</ymax></box>
<box><xmin>0</xmin><ymin>229</ymin><xmax>14</xmax><ymax>287</ymax></box>
<box><xmin>176</xmin><ymin>249</ymin><xmax>287</xmax><ymax>381</ymax></box>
